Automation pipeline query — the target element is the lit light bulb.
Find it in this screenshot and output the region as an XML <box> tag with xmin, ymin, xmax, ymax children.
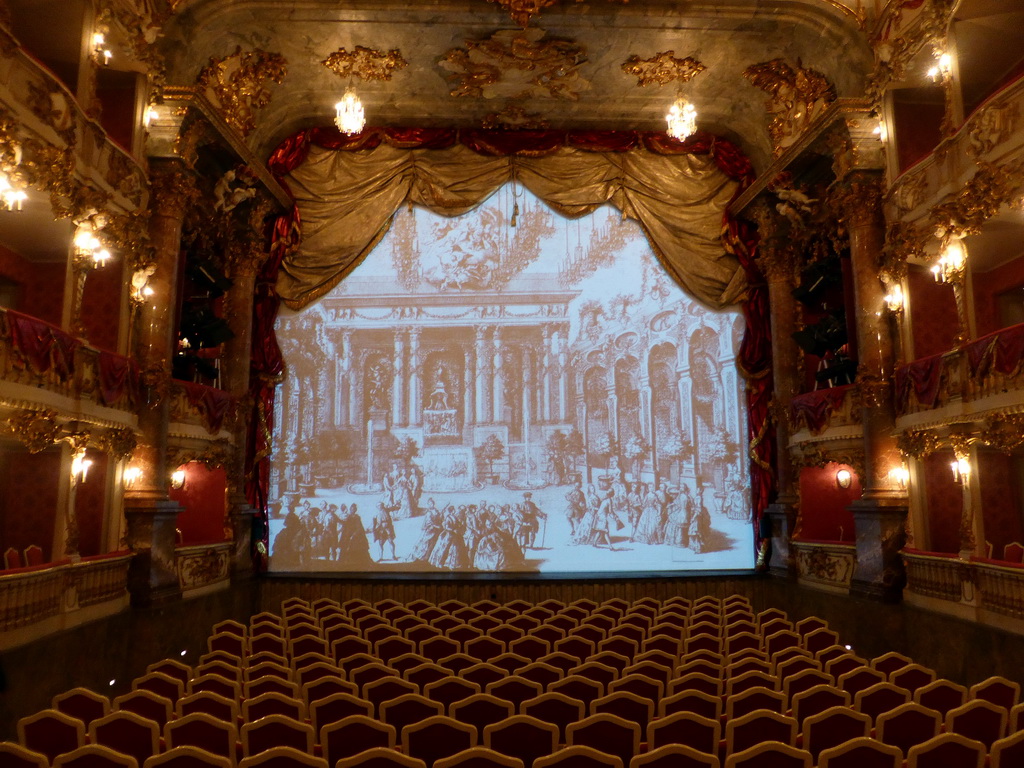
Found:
<box><xmin>334</xmin><ymin>88</ymin><xmax>365</xmax><ymax>136</ymax></box>
<box><xmin>666</xmin><ymin>96</ymin><xmax>697</xmax><ymax>141</ymax></box>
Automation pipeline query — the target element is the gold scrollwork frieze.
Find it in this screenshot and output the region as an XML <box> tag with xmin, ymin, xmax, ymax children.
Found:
<box><xmin>790</xmin><ymin>441</ymin><xmax>866</xmax><ymax>481</ymax></box>
<box><xmin>167</xmin><ymin>438</ymin><xmax>234</xmax><ymax>471</ymax></box>
<box><xmin>929</xmin><ymin>160</ymin><xmax>1024</xmax><ymax>238</ymax></box>
<box><xmin>743</xmin><ymin>59</ymin><xmax>836</xmax><ymax>157</ymax></box>
<box><xmin>194</xmin><ymin>46</ymin><xmax>288</xmax><ymax>138</ymax></box>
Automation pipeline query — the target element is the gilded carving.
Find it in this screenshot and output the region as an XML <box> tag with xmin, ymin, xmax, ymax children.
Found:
<box><xmin>981</xmin><ymin>413</ymin><xmax>1024</xmax><ymax>453</ymax></box>
<box><xmin>149</xmin><ymin>163</ymin><xmax>198</xmax><ymax>219</ymax></box>
<box><xmin>195</xmin><ymin>46</ymin><xmax>288</xmax><ymax>137</ymax></box>
<box><xmin>106</xmin><ymin>208</ymin><xmax>154</xmax><ymax>271</ymax></box>
<box><xmin>5</xmin><ymin>409</ymin><xmax>62</xmax><ymax>453</ymax></box>
<box><xmin>867</xmin><ymin>0</ymin><xmax>957</xmax><ymax>105</ymax></box>
<box><xmin>96</xmin><ymin>427</ymin><xmax>138</xmax><ymax>461</ymax></box>
<box><xmin>743</xmin><ymin>59</ymin><xmax>836</xmax><ymax>156</ymax></box>
<box><xmin>105</xmin><ymin>149</ymin><xmax>142</xmax><ymax>202</ymax></box>
<box><xmin>891</xmin><ymin>171</ymin><xmax>928</xmax><ymax>214</ymax></box>
<box><xmin>26</xmin><ymin>80</ymin><xmax>76</xmax><ymax>146</ymax></box>
<box><xmin>896</xmin><ymin>428</ymin><xmax>942</xmax><ymax>458</ymax></box>
<box><xmin>881</xmin><ymin>221</ymin><xmax>924</xmax><ymax>284</ymax></box>
<box><xmin>168</xmin><ymin>439</ymin><xmax>234</xmax><ymax>470</ymax></box>
<box><xmin>621</xmin><ymin>52</ymin><xmax>705</xmax><ymax>87</ymax></box>
<box><xmin>829</xmin><ymin>173</ymin><xmax>884</xmax><ymax>231</ymax></box>
<box><xmin>968</xmin><ymin>101</ymin><xmax>1019</xmax><ymax>158</ymax></box>
<box><xmin>930</xmin><ymin>161</ymin><xmax>1024</xmax><ymax>238</ymax></box>
<box><xmin>321</xmin><ymin>46</ymin><xmax>408</xmax><ymax>82</ymax></box>
<box><xmin>440</xmin><ymin>29</ymin><xmax>588</xmax><ymax>101</ymax></box>
<box><xmin>791</xmin><ymin>442</ymin><xmax>866</xmax><ymax>480</ymax></box>
<box><xmin>481</xmin><ymin>103</ymin><xmax>550</xmax><ymax>130</ymax></box>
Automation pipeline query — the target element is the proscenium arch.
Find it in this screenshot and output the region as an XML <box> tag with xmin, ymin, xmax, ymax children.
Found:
<box><xmin>256</xmin><ymin>128</ymin><xmax>775</xmax><ymax>555</ymax></box>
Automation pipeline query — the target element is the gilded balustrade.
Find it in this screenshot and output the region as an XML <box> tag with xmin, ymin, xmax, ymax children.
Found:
<box><xmin>0</xmin><ymin>552</ymin><xmax>130</xmax><ymax>646</ymax></box>
<box><xmin>792</xmin><ymin>540</ymin><xmax>857</xmax><ymax>592</ymax></box>
<box><xmin>0</xmin><ymin>308</ymin><xmax>138</xmax><ymax>415</ymax></box>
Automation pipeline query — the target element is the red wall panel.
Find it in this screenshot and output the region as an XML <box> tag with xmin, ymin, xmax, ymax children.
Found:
<box><xmin>169</xmin><ymin>463</ymin><xmax>229</xmax><ymax>545</ymax></box>
<box><xmin>797</xmin><ymin>464</ymin><xmax>860</xmax><ymax>543</ymax></box>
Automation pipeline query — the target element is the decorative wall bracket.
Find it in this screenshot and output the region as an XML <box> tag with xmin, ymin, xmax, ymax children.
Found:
<box><xmin>194</xmin><ymin>46</ymin><xmax>287</xmax><ymax>137</ymax></box>
<box><xmin>743</xmin><ymin>59</ymin><xmax>836</xmax><ymax>157</ymax></box>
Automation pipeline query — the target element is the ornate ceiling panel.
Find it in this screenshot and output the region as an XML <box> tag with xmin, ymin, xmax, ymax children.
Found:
<box><xmin>159</xmin><ymin>0</ymin><xmax>872</xmax><ymax>170</ymax></box>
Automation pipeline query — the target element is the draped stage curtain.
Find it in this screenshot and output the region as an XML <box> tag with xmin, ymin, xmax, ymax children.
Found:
<box><xmin>247</xmin><ymin>127</ymin><xmax>774</xmax><ymax>567</ymax></box>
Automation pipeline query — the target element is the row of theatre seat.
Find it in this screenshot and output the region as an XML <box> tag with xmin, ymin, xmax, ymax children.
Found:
<box><xmin>5</xmin><ymin>594</ymin><xmax>1024</xmax><ymax>768</ymax></box>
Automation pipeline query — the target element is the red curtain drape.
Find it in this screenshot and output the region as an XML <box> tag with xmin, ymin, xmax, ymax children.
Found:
<box><xmin>248</xmin><ymin>126</ymin><xmax>772</xmax><ymax>565</ymax></box>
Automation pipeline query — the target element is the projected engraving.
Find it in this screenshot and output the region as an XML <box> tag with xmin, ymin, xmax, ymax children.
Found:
<box><xmin>269</xmin><ymin>186</ymin><xmax>752</xmax><ymax>573</ymax></box>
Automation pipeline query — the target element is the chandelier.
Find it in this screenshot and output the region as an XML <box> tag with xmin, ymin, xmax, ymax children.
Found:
<box><xmin>334</xmin><ymin>88</ymin><xmax>365</xmax><ymax>135</ymax></box>
<box><xmin>0</xmin><ymin>168</ymin><xmax>27</xmax><ymax>211</ymax></box>
<box><xmin>932</xmin><ymin>238</ymin><xmax>966</xmax><ymax>283</ymax></box>
<box><xmin>666</xmin><ymin>95</ymin><xmax>697</xmax><ymax>141</ymax></box>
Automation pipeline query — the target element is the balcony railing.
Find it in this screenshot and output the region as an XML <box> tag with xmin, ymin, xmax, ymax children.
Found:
<box><xmin>176</xmin><ymin>541</ymin><xmax>232</xmax><ymax>597</ymax></box>
<box><xmin>790</xmin><ymin>384</ymin><xmax>861</xmax><ymax>436</ymax></box>
<box><xmin>895</xmin><ymin>322</ymin><xmax>1024</xmax><ymax>418</ymax></box>
<box><xmin>903</xmin><ymin>549</ymin><xmax>966</xmax><ymax>602</ymax></box>
<box><xmin>0</xmin><ymin>551</ymin><xmax>131</xmax><ymax>649</ymax></box>
<box><xmin>792</xmin><ymin>539</ymin><xmax>857</xmax><ymax>591</ymax></box>
<box><xmin>0</xmin><ymin>308</ymin><xmax>139</xmax><ymax>414</ymax></box>
<box><xmin>169</xmin><ymin>381</ymin><xmax>236</xmax><ymax>435</ymax></box>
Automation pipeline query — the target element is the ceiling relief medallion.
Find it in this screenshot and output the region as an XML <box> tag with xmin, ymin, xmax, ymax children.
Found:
<box><xmin>440</xmin><ymin>29</ymin><xmax>588</xmax><ymax>101</ymax></box>
<box><xmin>743</xmin><ymin>58</ymin><xmax>836</xmax><ymax>157</ymax></box>
<box><xmin>195</xmin><ymin>46</ymin><xmax>287</xmax><ymax>137</ymax></box>
<box><xmin>621</xmin><ymin>52</ymin><xmax>705</xmax><ymax>87</ymax></box>
<box><xmin>481</xmin><ymin>103</ymin><xmax>551</xmax><ymax>130</ymax></box>
<box><xmin>321</xmin><ymin>46</ymin><xmax>408</xmax><ymax>82</ymax></box>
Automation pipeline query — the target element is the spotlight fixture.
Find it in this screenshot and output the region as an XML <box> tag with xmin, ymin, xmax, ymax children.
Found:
<box><xmin>335</xmin><ymin>88</ymin><xmax>365</xmax><ymax>136</ymax></box>
<box><xmin>666</xmin><ymin>94</ymin><xmax>697</xmax><ymax>141</ymax></box>
<box><xmin>835</xmin><ymin>468</ymin><xmax>852</xmax><ymax>489</ymax></box>
<box><xmin>170</xmin><ymin>468</ymin><xmax>186</xmax><ymax>490</ymax></box>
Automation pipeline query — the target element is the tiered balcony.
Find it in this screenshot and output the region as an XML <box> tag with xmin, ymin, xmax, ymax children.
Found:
<box><xmin>895</xmin><ymin>322</ymin><xmax>1024</xmax><ymax>427</ymax></box>
<box><xmin>0</xmin><ymin>308</ymin><xmax>138</xmax><ymax>421</ymax></box>
<box><xmin>169</xmin><ymin>380</ymin><xmax>237</xmax><ymax>437</ymax></box>
<box><xmin>904</xmin><ymin>548</ymin><xmax>1024</xmax><ymax>630</ymax></box>
<box><xmin>789</xmin><ymin>383</ymin><xmax>862</xmax><ymax>441</ymax></box>
<box><xmin>0</xmin><ymin>552</ymin><xmax>131</xmax><ymax>650</ymax></box>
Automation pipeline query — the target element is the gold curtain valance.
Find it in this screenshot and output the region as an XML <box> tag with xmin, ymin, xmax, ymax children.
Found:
<box><xmin>278</xmin><ymin>143</ymin><xmax>746</xmax><ymax>310</ymax></box>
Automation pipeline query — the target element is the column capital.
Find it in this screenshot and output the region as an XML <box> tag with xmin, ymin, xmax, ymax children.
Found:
<box><xmin>149</xmin><ymin>161</ymin><xmax>199</xmax><ymax>220</ymax></box>
<box><xmin>829</xmin><ymin>171</ymin><xmax>884</xmax><ymax>229</ymax></box>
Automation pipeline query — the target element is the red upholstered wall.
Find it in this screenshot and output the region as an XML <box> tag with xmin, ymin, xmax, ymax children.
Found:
<box><xmin>0</xmin><ymin>243</ymin><xmax>66</xmax><ymax>327</ymax></box>
<box><xmin>169</xmin><ymin>463</ymin><xmax>229</xmax><ymax>545</ymax></box>
<box><xmin>74</xmin><ymin>449</ymin><xmax>108</xmax><ymax>557</ymax></box>
<box><xmin>80</xmin><ymin>261</ymin><xmax>123</xmax><ymax>352</ymax></box>
<box><xmin>972</xmin><ymin>253</ymin><xmax>1024</xmax><ymax>338</ymax></box>
<box><xmin>893</xmin><ymin>89</ymin><xmax>945</xmax><ymax>174</ymax></box>
<box><xmin>977</xmin><ymin>448</ymin><xmax>1024</xmax><ymax>559</ymax></box>
<box><xmin>0</xmin><ymin>446</ymin><xmax>61</xmax><ymax>564</ymax></box>
<box><xmin>924</xmin><ymin>450</ymin><xmax>964</xmax><ymax>554</ymax></box>
<box><xmin>797</xmin><ymin>464</ymin><xmax>860</xmax><ymax>543</ymax></box>
<box><xmin>908</xmin><ymin>264</ymin><xmax>960</xmax><ymax>359</ymax></box>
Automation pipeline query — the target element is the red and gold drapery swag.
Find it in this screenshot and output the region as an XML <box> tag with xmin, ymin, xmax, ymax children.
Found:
<box><xmin>246</xmin><ymin>127</ymin><xmax>775</xmax><ymax>566</ymax></box>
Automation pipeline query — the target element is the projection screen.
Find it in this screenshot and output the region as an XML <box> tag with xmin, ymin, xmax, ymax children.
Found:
<box><xmin>268</xmin><ymin>185</ymin><xmax>753</xmax><ymax>573</ymax></box>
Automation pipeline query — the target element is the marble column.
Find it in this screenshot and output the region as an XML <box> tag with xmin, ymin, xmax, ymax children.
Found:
<box><xmin>221</xmin><ymin>227</ymin><xmax>269</xmax><ymax>581</ymax></box>
<box><xmin>123</xmin><ymin>161</ymin><xmax>194</xmax><ymax>607</ymax></box>
<box><xmin>752</xmin><ymin>202</ymin><xmax>802</xmax><ymax>577</ymax></box>
<box><xmin>542</xmin><ymin>326</ymin><xmax>552</xmax><ymax>422</ymax></box>
<box><xmin>835</xmin><ymin>173</ymin><xmax>908</xmax><ymax>601</ymax></box>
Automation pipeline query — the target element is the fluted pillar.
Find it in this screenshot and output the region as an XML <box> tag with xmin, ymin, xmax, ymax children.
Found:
<box><xmin>835</xmin><ymin>173</ymin><xmax>908</xmax><ymax>601</ymax></box>
<box><xmin>124</xmin><ymin>160</ymin><xmax>195</xmax><ymax>607</ymax></box>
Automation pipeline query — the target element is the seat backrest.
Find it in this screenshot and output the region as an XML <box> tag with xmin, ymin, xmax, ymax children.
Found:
<box><xmin>243</xmin><ymin>691</ymin><xmax>307</xmax><ymax>722</ymax></box>
<box><xmin>434</xmin><ymin>747</ymin><xmax>525</xmax><ymax>768</ymax></box>
<box><xmin>722</xmin><ymin>742</ymin><xmax>811</xmax><ymax>768</ymax></box>
<box><xmin>53</xmin><ymin>687</ymin><xmax>112</xmax><ymax>727</ymax></box>
<box><xmin>132</xmin><ymin>672</ymin><xmax>184</xmax><ymax>704</ymax></box>
<box><xmin>801</xmin><ymin>706</ymin><xmax>871</xmax><ymax>760</ymax></box>
<box><xmin>113</xmin><ymin>690</ymin><xmax>174</xmax><ymax>730</ymax></box>
<box><xmin>817</xmin><ymin>736</ymin><xmax>901</xmax><ymax>768</ymax></box>
<box><xmin>906</xmin><ymin>733</ymin><xmax>986</xmax><ymax>768</ymax></box>
<box><xmin>402</xmin><ymin>715</ymin><xmax>479</xmax><ymax>767</ymax></box>
<box><xmin>533</xmin><ymin>745</ymin><xmax>623</xmax><ymax>768</ymax></box>
<box><xmin>380</xmin><ymin>693</ymin><xmax>446</xmax><ymax>735</ymax></box>
<box><xmin>914</xmin><ymin>679</ymin><xmax>967</xmax><ymax>716</ymax></box>
<box><xmin>991</xmin><ymin>729</ymin><xmax>1024</xmax><ymax>768</ymax></box>
<box><xmin>165</xmin><ymin>712</ymin><xmax>238</xmax><ymax>759</ymax></box>
<box><xmin>521</xmin><ymin>693</ymin><xmax>585</xmax><ymax>740</ymax></box>
<box><xmin>969</xmin><ymin>676</ymin><xmax>1021</xmax><ymax>710</ymax></box>
<box><xmin>944</xmin><ymin>698</ymin><xmax>1008</xmax><ymax>748</ymax></box>
<box><xmin>321</xmin><ymin>715</ymin><xmax>397</xmax><ymax>765</ymax></box>
<box><xmin>629</xmin><ymin>744</ymin><xmax>720</xmax><ymax>768</ymax></box>
<box><xmin>335</xmin><ymin>748</ymin><xmax>427</xmax><ymax>768</ymax></box>
<box><xmin>875</xmin><ymin>702</ymin><xmax>942</xmax><ymax>756</ymax></box>
<box><xmin>482</xmin><ymin>715</ymin><xmax>559</xmax><ymax>768</ymax></box>
<box><xmin>143</xmin><ymin>746</ymin><xmax>233</xmax><ymax>768</ymax></box>
<box><xmin>52</xmin><ymin>744</ymin><xmax>136</xmax><ymax>768</ymax></box>
<box><xmin>853</xmin><ymin>682</ymin><xmax>911</xmax><ymax>721</ymax></box>
<box><xmin>566</xmin><ymin>713</ymin><xmax>641</xmax><ymax>768</ymax></box>
<box><xmin>89</xmin><ymin>710</ymin><xmax>160</xmax><ymax>767</ymax></box>
<box><xmin>647</xmin><ymin>711</ymin><xmax>720</xmax><ymax>755</ymax></box>
<box><xmin>4</xmin><ymin>546</ymin><xmax>23</xmax><ymax>569</ymax></box>
<box><xmin>17</xmin><ymin>708</ymin><xmax>86</xmax><ymax>763</ymax></box>
<box><xmin>725</xmin><ymin>710</ymin><xmax>797</xmax><ymax>756</ymax></box>
<box><xmin>659</xmin><ymin>690</ymin><xmax>721</xmax><ymax>721</ymax></box>
<box><xmin>241</xmin><ymin>713</ymin><xmax>315</xmax><ymax>757</ymax></box>
<box><xmin>790</xmin><ymin>684</ymin><xmax>850</xmax><ymax>723</ymax></box>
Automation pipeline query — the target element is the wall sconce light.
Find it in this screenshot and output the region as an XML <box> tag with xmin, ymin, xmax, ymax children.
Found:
<box><xmin>170</xmin><ymin>468</ymin><xmax>186</xmax><ymax>490</ymax></box>
<box><xmin>74</xmin><ymin>222</ymin><xmax>112</xmax><ymax>267</ymax></box>
<box><xmin>950</xmin><ymin>456</ymin><xmax>971</xmax><ymax>484</ymax></box>
<box><xmin>883</xmin><ymin>283</ymin><xmax>904</xmax><ymax>313</ymax></box>
<box><xmin>932</xmin><ymin>238</ymin><xmax>967</xmax><ymax>284</ymax></box>
<box><xmin>71</xmin><ymin>449</ymin><xmax>93</xmax><ymax>486</ymax></box>
<box><xmin>144</xmin><ymin>106</ymin><xmax>159</xmax><ymax>128</ymax></box>
<box><xmin>872</xmin><ymin>121</ymin><xmax>888</xmax><ymax>143</ymax></box>
<box><xmin>927</xmin><ymin>51</ymin><xmax>952</xmax><ymax>82</ymax></box>
<box><xmin>92</xmin><ymin>32</ymin><xmax>112</xmax><ymax>65</ymax></box>
<box><xmin>835</xmin><ymin>468</ymin><xmax>853</xmax><ymax>489</ymax></box>
<box><xmin>889</xmin><ymin>465</ymin><xmax>910</xmax><ymax>490</ymax></box>
<box><xmin>123</xmin><ymin>466</ymin><xmax>142</xmax><ymax>488</ymax></box>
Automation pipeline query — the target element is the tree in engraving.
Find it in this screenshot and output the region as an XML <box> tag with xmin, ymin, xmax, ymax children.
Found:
<box><xmin>475</xmin><ymin>434</ymin><xmax>506</xmax><ymax>483</ymax></box>
<box><xmin>621</xmin><ymin>433</ymin><xmax>650</xmax><ymax>480</ymax></box>
<box><xmin>393</xmin><ymin>436</ymin><xmax>420</xmax><ymax>469</ymax></box>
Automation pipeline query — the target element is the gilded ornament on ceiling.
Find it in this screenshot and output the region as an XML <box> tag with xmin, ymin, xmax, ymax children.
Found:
<box><xmin>440</xmin><ymin>28</ymin><xmax>588</xmax><ymax>101</ymax></box>
<box><xmin>486</xmin><ymin>0</ymin><xmax>629</xmax><ymax>28</ymax></box>
<box><xmin>743</xmin><ymin>58</ymin><xmax>836</xmax><ymax>157</ymax></box>
<box><xmin>321</xmin><ymin>46</ymin><xmax>408</xmax><ymax>82</ymax></box>
<box><xmin>620</xmin><ymin>52</ymin><xmax>705</xmax><ymax>87</ymax></box>
<box><xmin>195</xmin><ymin>46</ymin><xmax>287</xmax><ymax>137</ymax></box>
